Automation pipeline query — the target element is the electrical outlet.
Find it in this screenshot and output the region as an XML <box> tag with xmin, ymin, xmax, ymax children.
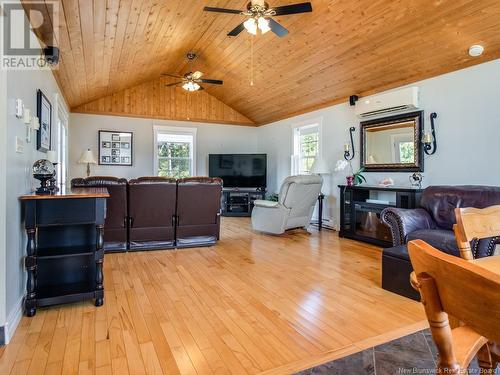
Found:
<box><xmin>15</xmin><ymin>136</ymin><xmax>24</xmax><ymax>153</ymax></box>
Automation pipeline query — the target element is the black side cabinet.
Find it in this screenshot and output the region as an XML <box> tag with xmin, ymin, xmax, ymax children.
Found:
<box><xmin>339</xmin><ymin>185</ymin><xmax>423</xmax><ymax>247</ymax></box>
<box><xmin>20</xmin><ymin>187</ymin><xmax>109</xmax><ymax>316</ymax></box>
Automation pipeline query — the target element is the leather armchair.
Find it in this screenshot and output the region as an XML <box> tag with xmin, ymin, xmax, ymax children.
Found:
<box><xmin>382</xmin><ymin>186</ymin><xmax>500</xmax><ymax>258</ymax></box>
<box><xmin>251</xmin><ymin>175</ymin><xmax>323</xmax><ymax>234</ymax></box>
<box><xmin>71</xmin><ymin>176</ymin><xmax>129</xmax><ymax>251</ymax></box>
<box><xmin>176</xmin><ymin>177</ymin><xmax>223</xmax><ymax>247</ymax></box>
<box><xmin>128</xmin><ymin>177</ymin><xmax>177</xmax><ymax>250</ymax></box>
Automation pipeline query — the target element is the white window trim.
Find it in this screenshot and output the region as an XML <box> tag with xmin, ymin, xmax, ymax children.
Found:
<box><xmin>291</xmin><ymin>117</ymin><xmax>323</xmax><ymax>175</ymax></box>
<box><xmin>153</xmin><ymin>125</ymin><xmax>197</xmax><ymax>177</ymax></box>
<box><xmin>54</xmin><ymin>93</ymin><xmax>69</xmax><ymax>186</ymax></box>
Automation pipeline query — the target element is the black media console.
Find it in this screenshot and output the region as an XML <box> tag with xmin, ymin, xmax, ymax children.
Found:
<box><xmin>221</xmin><ymin>189</ymin><xmax>266</xmax><ymax>217</ymax></box>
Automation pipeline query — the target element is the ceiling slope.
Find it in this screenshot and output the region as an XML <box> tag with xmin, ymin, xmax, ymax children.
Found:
<box><xmin>72</xmin><ymin>76</ymin><xmax>255</xmax><ymax>126</ymax></box>
<box><xmin>22</xmin><ymin>0</ymin><xmax>500</xmax><ymax>125</ymax></box>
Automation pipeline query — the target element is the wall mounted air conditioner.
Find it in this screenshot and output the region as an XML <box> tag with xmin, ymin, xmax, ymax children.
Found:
<box><xmin>355</xmin><ymin>87</ymin><xmax>419</xmax><ymax>118</ymax></box>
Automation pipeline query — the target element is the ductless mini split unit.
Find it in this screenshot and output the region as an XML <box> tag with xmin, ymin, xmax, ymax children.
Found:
<box><xmin>354</xmin><ymin>87</ymin><xmax>419</xmax><ymax>118</ymax></box>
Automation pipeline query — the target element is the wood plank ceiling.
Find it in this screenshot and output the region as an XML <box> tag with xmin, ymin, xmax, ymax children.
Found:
<box><xmin>23</xmin><ymin>0</ymin><xmax>500</xmax><ymax>125</ymax></box>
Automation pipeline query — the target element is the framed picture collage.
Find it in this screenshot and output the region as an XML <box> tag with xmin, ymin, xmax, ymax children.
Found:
<box><xmin>98</xmin><ymin>130</ymin><xmax>133</xmax><ymax>166</ymax></box>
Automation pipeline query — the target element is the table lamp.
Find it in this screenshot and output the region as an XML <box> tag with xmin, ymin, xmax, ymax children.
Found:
<box><xmin>78</xmin><ymin>149</ymin><xmax>97</xmax><ymax>177</ymax></box>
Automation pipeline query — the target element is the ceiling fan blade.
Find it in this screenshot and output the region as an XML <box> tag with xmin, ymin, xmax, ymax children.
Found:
<box><xmin>192</xmin><ymin>71</ymin><xmax>204</xmax><ymax>79</ymax></box>
<box><xmin>228</xmin><ymin>22</ymin><xmax>246</xmax><ymax>37</ymax></box>
<box><xmin>273</xmin><ymin>2</ymin><xmax>312</xmax><ymax>16</ymax></box>
<box><xmin>268</xmin><ymin>18</ymin><xmax>289</xmax><ymax>37</ymax></box>
<box><xmin>165</xmin><ymin>82</ymin><xmax>183</xmax><ymax>87</ymax></box>
<box><xmin>200</xmin><ymin>79</ymin><xmax>223</xmax><ymax>85</ymax></box>
<box><xmin>162</xmin><ymin>73</ymin><xmax>183</xmax><ymax>78</ymax></box>
<box><xmin>203</xmin><ymin>6</ymin><xmax>242</xmax><ymax>14</ymax></box>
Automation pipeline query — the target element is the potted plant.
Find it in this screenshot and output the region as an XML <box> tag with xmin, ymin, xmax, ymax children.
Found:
<box><xmin>353</xmin><ymin>167</ymin><xmax>367</xmax><ymax>185</ymax></box>
<box><xmin>335</xmin><ymin>160</ymin><xmax>367</xmax><ymax>186</ymax></box>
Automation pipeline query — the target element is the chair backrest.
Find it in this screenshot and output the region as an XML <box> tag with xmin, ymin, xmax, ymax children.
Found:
<box><xmin>278</xmin><ymin>175</ymin><xmax>323</xmax><ymax>217</ymax></box>
<box><xmin>71</xmin><ymin>177</ymin><xmax>128</xmax><ymax>243</ymax></box>
<box><xmin>454</xmin><ymin>205</ymin><xmax>500</xmax><ymax>260</ymax></box>
<box><xmin>128</xmin><ymin>177</ymin><xmax>177</xmax><ymax>242</ymax></box>
<box><xmin>176</xmin><ymin>177</ymin><xmax>222</xmax><ymax>228</ymax></box>
<box><xmin>408</xmin><ymin>239</ymin><xmax>500</xmax><ymax>343</ymax></box>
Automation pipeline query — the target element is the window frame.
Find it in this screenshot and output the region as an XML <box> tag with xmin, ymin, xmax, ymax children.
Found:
<box><xmin>54</xmin><ymin>93</ymin><xmax>69</xmax><ymax>187</ymax></box>
<box><xmin>291</xmin><ymin>117</ymin><xmax>323</xmax><ymax>175</ymax></box>
<box><xmin>153</xmin><ymin>125</ymin><xmax>197</xmax><ymax>178</ymax></box>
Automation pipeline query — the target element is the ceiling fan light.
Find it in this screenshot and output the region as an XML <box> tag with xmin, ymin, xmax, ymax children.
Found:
<box><xmin>257</xmin><ymin>17</ymin><xmax>270</xmax><ymax>34</ymax></box>
<box><xmin>182</xmin><ymin>81</ymin><xmax>200</xmax><ymax>92</ymax></box>
<box><xmin>244</xmin><ymin>18</ymin><xmax>257</xmax><ymax>35</ymax></box>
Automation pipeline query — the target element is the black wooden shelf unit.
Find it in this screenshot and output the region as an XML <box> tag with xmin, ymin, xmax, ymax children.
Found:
<box><xmin>20</xmin><ymin>187</ymin><xmax>109</xmax><ymax>317</ymax></box>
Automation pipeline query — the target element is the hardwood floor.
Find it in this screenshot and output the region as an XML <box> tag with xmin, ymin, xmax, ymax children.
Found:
<box><xmin>0</xmin><ymin>217</ymin><xmax>426</xmax><ymax>375</ymax></box>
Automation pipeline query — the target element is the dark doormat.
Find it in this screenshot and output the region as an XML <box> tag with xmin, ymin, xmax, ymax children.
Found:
<box><xmin>296</xmin><ymin>329</ymin><xmax>499</xmax><ymax>375</ymax></box>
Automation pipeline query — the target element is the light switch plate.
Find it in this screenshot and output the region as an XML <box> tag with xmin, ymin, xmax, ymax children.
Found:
<box><xmin>15</xmin><ymin>136</ymin><xmax>24</xmax><ymax>153</ymax></box>
<box><xmin>15</xmin><ymin>99</ymin><xmax>23</xmax><ymax>118</ymax></box>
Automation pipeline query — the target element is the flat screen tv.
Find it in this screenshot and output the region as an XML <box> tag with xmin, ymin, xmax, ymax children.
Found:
<box><xmin>209</xmin><ymin>154</ymin><xmax>267</xmax><ymax>189</ymax></box>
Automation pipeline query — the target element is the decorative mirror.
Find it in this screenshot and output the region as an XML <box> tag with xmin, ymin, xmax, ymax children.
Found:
<box><xmin>360</xmin><ymin>111</ymin><xmax>424</xmax><ymax>172</ymax></box>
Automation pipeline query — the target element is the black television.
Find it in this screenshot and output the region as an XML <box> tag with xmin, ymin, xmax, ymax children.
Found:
<box><xmin>209</xmin><ymin>154</ymin><xmax>267</xmax><ymax>189</ymax></box>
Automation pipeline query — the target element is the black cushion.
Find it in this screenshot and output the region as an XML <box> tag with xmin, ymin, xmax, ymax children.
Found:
<box><xmin>406</xmin><ymin>229</ymin><xmax>459</xmax><ymax>257</ymax></box>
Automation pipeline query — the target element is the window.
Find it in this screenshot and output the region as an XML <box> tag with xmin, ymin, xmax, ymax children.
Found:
<box><xmin>154</xmin><ymin>126</ymin><xmax>197</xmax><ymax>178</ymax></box>
<box><xmin>292</xmin><ymin>120</ymin><xmax>321</xmax><ymax>175</ymax></box>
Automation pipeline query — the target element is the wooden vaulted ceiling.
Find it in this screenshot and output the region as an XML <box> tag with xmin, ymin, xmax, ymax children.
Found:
<box><xmin>23</xmin><ymin>0</ymin><xmax>500</xmax><ymax>125</ymax></box>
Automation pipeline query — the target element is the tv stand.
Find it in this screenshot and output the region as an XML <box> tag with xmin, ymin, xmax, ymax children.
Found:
<box><xmin>221</xmin><ymin>188</ymin><xmax>266</xmax><ymax>217</ymax></box>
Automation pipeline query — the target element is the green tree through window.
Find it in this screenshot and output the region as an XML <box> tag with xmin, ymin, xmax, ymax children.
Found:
<box><xmin>156</xmin><ymin>130</ymin><xmax>195</xmax><ymax>178</ymax></box>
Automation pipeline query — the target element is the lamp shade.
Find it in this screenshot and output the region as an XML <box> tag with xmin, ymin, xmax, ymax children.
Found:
<box><xmin>311</xmin><ymin>157</ymin><xmax>330</xmax><ymax>175</ymax></box>
<box><xmin>78</xmin><ymin>149</ymin><xmax>97</xmax><ymax>164</ymax></box>
<box><xmin>46</xmin><ymin>150</ymin><xmax>58</xmax><ymax>163</ymax></box>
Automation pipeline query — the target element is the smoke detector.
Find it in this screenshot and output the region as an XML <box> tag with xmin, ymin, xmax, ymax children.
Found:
<box><xmin>468</xmin><ymin>45</ymin><xmax>484</xmax><ymax>57</ymax></box>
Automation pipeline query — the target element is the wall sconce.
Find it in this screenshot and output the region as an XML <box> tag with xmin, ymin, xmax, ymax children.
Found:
<box><xmin>344</xmin><ymin>126</ymin><xmax>356</xmax><ymax>161</ymax></box>
<box><xmin>422</xmin><ymin>112</ymin><xmax>438</xmax><ymax>155</ymax></box>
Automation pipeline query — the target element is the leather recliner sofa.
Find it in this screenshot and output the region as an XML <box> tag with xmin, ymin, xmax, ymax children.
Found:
<box><xmin>71</xmin><ymin>176</ymin><xmax>129</xmax><ymax>252</ymax></box>
<box><xmin>128</xmin><ymin>177</ymin><xmax>178</xmax><ymax>250</ymax></box>
<box><xmin>381</xmin><ymin>185</ymin><xmax>500</xmax><ymax>258</ymax></box>
<box><xmin>176</xmin><ymin>177</ymin><xmax>223</xmax><ymax>247</ymax></box>
<box><xmin>71</xmin><ymin>176</ymin><xmax>223</xmax><ymax>252</ymax></box>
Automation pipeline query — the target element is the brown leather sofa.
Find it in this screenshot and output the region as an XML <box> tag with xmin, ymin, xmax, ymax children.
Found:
<box><xmin>176</xmin><ymin>177</ymin><xmax>223</xmax><ymax>248</ymax></box>
<box><xmin>71</xmin><ymin>176</ymin><xmax>128</xmax><ymax>252</ymax></box>
<box><xmin>128</xmin><ymin>177</ymin><xmax>177</xmax><ymax>250</ymax></box>
<box><xmin>71</xmin><ymin>176</ymin><xmax>223</xmax><ymax>251</ymax></box>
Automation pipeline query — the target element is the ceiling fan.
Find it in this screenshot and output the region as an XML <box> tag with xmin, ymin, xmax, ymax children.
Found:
<box><xmin>204</xmin><ymin>0</ymin><xmax>312</xmax><ymax>37</ymax></box>
<box><xmin>162</xmin><ymin>53</ymin><xmax>223</xmax><ymax>92</ymax></box>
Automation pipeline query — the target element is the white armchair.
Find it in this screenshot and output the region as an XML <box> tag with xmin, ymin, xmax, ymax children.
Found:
<box><xmin>251</xmin><ymin>175</ymin><xmax>323</xmax><ymax>234</ymax></box>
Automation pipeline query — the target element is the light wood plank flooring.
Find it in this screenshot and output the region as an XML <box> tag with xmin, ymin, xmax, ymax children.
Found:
<box><xmin>0</xmin><ymin>217</ymin><xmax>426</xmax><ymax>374</ymax></box>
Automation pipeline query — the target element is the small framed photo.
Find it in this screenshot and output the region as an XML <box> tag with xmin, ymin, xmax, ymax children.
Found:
<box><xmin>98</xmin><ymin>130</ymin><xmax>133</xmax><ymax>166</ymax></box>
<box><xmin>36</xmin><ymin>90</ymin><xmax>52</xmax><ymax>152</ymax></box>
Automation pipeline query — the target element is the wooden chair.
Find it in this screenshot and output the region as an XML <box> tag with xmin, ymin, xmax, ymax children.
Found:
<box><xmin>408</xmin><ymin>239</ymin><xmax>500</xmax><ymax>374</ymax></box>
<box><xmin>454</xmin><ymin>205</ymin><xmax>500</xmax><ymax>260</ymax></box>
<box><xmin>453</xmin><ymin>205</ymin><xmax>500</xmax><ymax>372</ymax></box>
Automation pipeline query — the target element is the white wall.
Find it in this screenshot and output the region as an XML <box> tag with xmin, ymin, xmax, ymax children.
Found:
<box><xmin>258</xmin><ymin>59</ymin><xmax>500</xmax><ymax>228</ymax></box>
<box><xmin>0</xmin><ymin>6</ymin><xmax>69</xmax><ymax>342</ymax></box>
<box><xmin>69</xmin><ymin>114</ymin><xmax>259</xmax><ymax>180</ymax></box>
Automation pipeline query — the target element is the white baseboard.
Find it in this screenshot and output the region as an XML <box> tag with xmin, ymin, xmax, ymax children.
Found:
<box><xmin>2</xmin><ymin>295</ymin><xmax>23</xmax><ymax>345</ymax></box>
